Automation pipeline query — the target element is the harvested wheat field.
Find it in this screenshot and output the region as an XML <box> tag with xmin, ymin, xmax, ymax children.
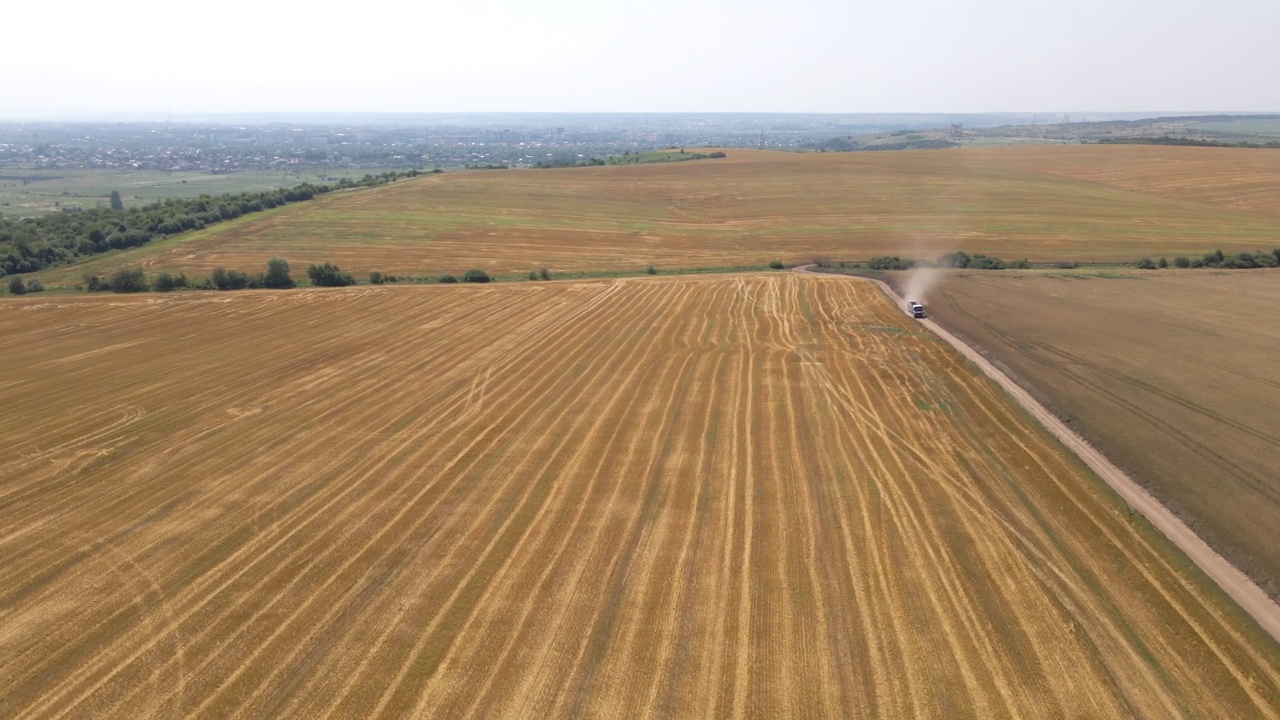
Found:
<box><xmin>31</xmin><ymin>145</ymin><xmax>1280</xmax><ymax>289</ymax></box>
<box><xmin>1</xmin><ymin>274</ymin><xmax>1278</xmax><ymax>718</ymax></box>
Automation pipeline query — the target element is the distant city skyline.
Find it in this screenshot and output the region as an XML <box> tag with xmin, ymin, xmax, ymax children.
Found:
<box><xmin>3</xmin><ymin>0</ymin><xmax>1277</xmax><ymax>119</ymax></box>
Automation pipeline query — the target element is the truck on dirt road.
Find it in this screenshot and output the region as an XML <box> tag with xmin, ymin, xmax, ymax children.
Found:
<box><xmin>908</xmin><ymin>301</ymin><xmax>927</xmax><ymax>319</ymax></box>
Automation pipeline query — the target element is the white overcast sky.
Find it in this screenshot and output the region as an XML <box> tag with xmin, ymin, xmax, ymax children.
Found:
<box><xmin>3</xmin><ymin>0</ymin><xmax>1277</xmax><ymax>118</ymax></box>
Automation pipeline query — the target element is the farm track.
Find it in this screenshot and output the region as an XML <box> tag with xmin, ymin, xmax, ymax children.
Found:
<box><xmin>1</xmin><ymin>275</ymin><xmax>1278</xmax><ymax>718</ymax></box>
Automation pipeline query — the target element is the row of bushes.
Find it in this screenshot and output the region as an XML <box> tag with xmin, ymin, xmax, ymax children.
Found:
<box><xmin>7</xmin><ymin>276</ymin><xmax>44</xmax><ymax>294</ymax></box>
<box><xmin>1138</xmin><ymin>249</ymin><xmax>1280</xmax><ymax>269</ymax></box>
<box><xmin>856</xmin><ymin>248</ymin><xmax>1280</xmax><ymax>272</ymax></box>
<box><xmin>77</xmin><ymin>260</ymin><xmax>495</xmax><ymax>293</ymax></box>
<box><xmin>865</xmin><ymin>252</ymin><xmax>1031</xmax><ymax>271</ymax></box>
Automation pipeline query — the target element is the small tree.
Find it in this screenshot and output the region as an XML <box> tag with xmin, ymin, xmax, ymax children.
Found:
<box><xmin>768</xmin><ymin>260</ymin><xmax>785</xmax><ymax>270</ymax></box>
<box><xmin>462</xmin><ymin>269</ymin><xmax>491</xmax><ymax>283</ymax></box>
<box><xmin>109</xmin><ymin>190</ymin><xmax>124</xmax><ymax>212</ymax></box>
<box><xmin>645</xmin><ymin>265</ymin><xmax>657</xmax><ymax>275</ymax></box>
<box><xmin>1137</xmin><ymin>258</ymin><xmax>1157</xmax><ymax>270</ymax></box>
<box><xmin>1158</xmin><ymin>257</ymin><xmax>1169</xmax><ymax>268</ymax></box>
<box><xmin>1174</xmin><ymin>256</ymin><xmax>1191</xmax><ymax>268</ymax></box>
<box><xmin>369</xmin><ymin>271</ymin><xmax>385</xmax><ymax>285</ymax></box>
<box><xmin>539</xmin><ymin>267</ymin><xmax>552</xmax><ymax>281</ymax></box>
<box><xmin>438</xmin><ymin>274</ymin><xmax>458</xmax><ymax>283</ymax></box>
<box><xmin>264</xmin><ymin>257</ymin><xmax>295</xmax><ymax>288</ymax></box>
<box><xmin>8</xmin><ymin>276</ymin><xmax>26</xmax><ymax>295</ymax></box>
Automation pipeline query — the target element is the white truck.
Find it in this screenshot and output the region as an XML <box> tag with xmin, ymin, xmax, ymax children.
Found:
<box><xmin>907</xmin><ymin>301</ymin><xmax>927</xmax><ymax>319</ymax></box>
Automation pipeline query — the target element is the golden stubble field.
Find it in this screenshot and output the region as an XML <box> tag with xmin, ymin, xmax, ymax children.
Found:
<box><xmin>927</xmin><ymin>268</ymin><xmax>1280</xmax><ymax>600</ymax></box>
<box><xmin>2</xmin><ymin>274</ymin><xmax>1277</xmax><ymax>718</ymax></box>
<box><xmin>33</xmin><ymin>145</ymin><xmax>1280</xmax><ymax>288</ymax></box>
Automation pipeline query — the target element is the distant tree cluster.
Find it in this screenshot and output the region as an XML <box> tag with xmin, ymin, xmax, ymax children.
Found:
<box><xmin>1096</xmin><ymin>137</ymin><xmax>1280</xmax><ymax>149</ymax></box>
<box><xmin>0</xmin><ymin>171</ymin><xmax>423</xmax><ymax>279</ymax></box>
<box><xmin>812</xmin><ymin>137</ymin><xmax>959</xmax><ymax>152</ymax></box>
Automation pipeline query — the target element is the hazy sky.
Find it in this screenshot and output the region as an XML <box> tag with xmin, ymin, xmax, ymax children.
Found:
<box><xmin>4</xmin><ymin>0</ymin><xmax>1277</xmax><ymax>118</ymax></box>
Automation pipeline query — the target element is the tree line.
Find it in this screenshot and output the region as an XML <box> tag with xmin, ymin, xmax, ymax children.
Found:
<box><xmin>71</xmin><ymin>259</ymin><xmax>495</xmax><ymax>294</ymax></box>
<box><xmin>0</xmin><ymin>171</ymin><xmax>427</xmax><ymax>279</ymax></box>
<box><xmin>865</xmin><ymin>251</ymin><xmax>1031</xmax><ymax>270</ymax></box>
<box><xmin>861</xmin><ymin>248</ymin><xmax>1280</xmax><ymax>271</ymax></box>
<box><xmin>1095</xmin><ymin>137</ymin><xmax>1280</xmax><ymax>149</ymax></box>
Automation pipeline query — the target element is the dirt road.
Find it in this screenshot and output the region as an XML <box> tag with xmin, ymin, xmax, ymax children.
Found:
<box><xmin>796</xmin><ymin>264</ymin><xmax>1280</xmax><ymax>644</ymax></box>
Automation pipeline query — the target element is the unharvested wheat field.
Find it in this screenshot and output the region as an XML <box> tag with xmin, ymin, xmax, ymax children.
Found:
<box><xmin>2</xmin><ymin>273</ymin><xmax>1277</xmax><ymax>718</ymax></box>
<box><xmin>929</xmin><ymin>268</ymin><xmax>1280</xmax><ymax>602</ymax></box>
<box><xmin>32</xmin><ymin>145</ymin><xmax>1280</xmax><ymax>288</ymax></box>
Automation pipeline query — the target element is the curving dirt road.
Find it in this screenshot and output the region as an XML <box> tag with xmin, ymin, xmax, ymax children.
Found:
<box><xmin>795</xmin><ymin>264</ymin><xmax>1280</xmax><ymax>644</ymax></box>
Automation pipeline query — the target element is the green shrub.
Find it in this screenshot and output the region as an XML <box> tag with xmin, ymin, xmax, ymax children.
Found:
<box><xmin>85</xmin><ymin>274</ymin><xmax>106</xmax><ymax>292</ymax></box>
<box><xmin>211</xmin><ymin>267</ymin><xmax>251</xmax><ymax>290</ymax></box>
<box><xmin>438</xmin><ymin>274</ymin><xmax>458</xmax><ymax>284</ymax></box>
<box><xmin>110</xmin><ymin>267</ymin><xmax>148</xmax><ymax>293</ymax></box>
<box><xmin>937</xmin><ymin>251</ymin><xmax>971</xmax><ymax>268</ymax></box>
<box><xmin>969</xmin><ymin>254</ymin><xmax>1005</xmax><ymax>270</ymax></box>
<box><xmin>1137</xmin><ymin>258</ymin><xmax>1157</xmax><ymax>269</ymax></box>
<box><xmin>1009</xmin><ymin>259</ymin><xmax>1031</xmax><ymax>269</ymax></box>
<box><xmin>308</xmin><ymin>262</ymin><xmax>356</xmax><ymax>287</ymax></box>
<box><xmin>867</xmin><ymin>256</ymin><xmax>915</xmax><ymax>270</ymax></box>
<box><xmin>8</xmin><ymin>276</ymin><xmax>27</xmax><ymax>295</ymax></box>
<box><xmin>25</xmin><ymin>279</ymin><xmax>44</xmax><ymax>293</ymax></box>
<box><xmin>462</xmin><ymin>269</ymin><xmax>491</xmax><ymax>283</ymax></box>
<box><xmin>645</xmin><ymin>265</ymin><xmax>657</xmax><ymax>275</ymax></box>
<box><xmin>528</xmin><ymin>270</ymin><xmax>539</xmax><ymax>281</ymax></box>
<box><xmin>768</xmin><ymin>260</ymin><xmax>785</xmax><ymax>270</ymax></box>
<box><xmin>1158</xmin><ymin>257</ymin><xmax>1169</xmax><ymax>268</ymax></box>
<box><xmin>539</xmin><ymin>267</ymin><xmax>552</xmax><ymax>281</ymax></box>
<box><xmin>153</xmin><ymin>272</ymin><xmax>183</xmax><ymax>292</ymax></box>
<box><xmin>1174</xmin><ymin>256</ymin><xmax>1191</xmax><ymax>268</ymax></box>
<box><xmin>370</xmin><ymin>271</ymin><xmax>385</xmax><ymax>285</ymax></box>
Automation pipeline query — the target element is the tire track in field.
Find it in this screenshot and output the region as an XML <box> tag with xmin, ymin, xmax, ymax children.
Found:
<box><xmin>7</xmin><ymin>288</ymin><xmax>552</xmax><ymax>707</ymax></box>
<box><xmin>393</xmin><ymin>281</ymin><xmax>702</xmax><ymax>718</ymax></box>
<box><xmin>455</xmin><ymin>284</ymin><xmax>713</xmax><ymax>718</ymax></box>
<box><xmin>446</xmin><ymin>288</ymin><xmax>715</xmax><ymax>719</ymax></box>
<box><xmin>20</xmin><ymin>283</ymin><xmax>640</xmax><ymax>712</ymax></box>
<box><xmin>12</xmin><ymin>289</ymin><xmax>532</xmax><ymax>712</ymax></box>
<box><xmin>335</xmin><ymin>283</ymin><xmax>686</xmax><ymax>712</ymax></box>
<box><xmin>183</xmin><ymin>282</ymin><xmax>653</xmax><ymax>717</ymax></box>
